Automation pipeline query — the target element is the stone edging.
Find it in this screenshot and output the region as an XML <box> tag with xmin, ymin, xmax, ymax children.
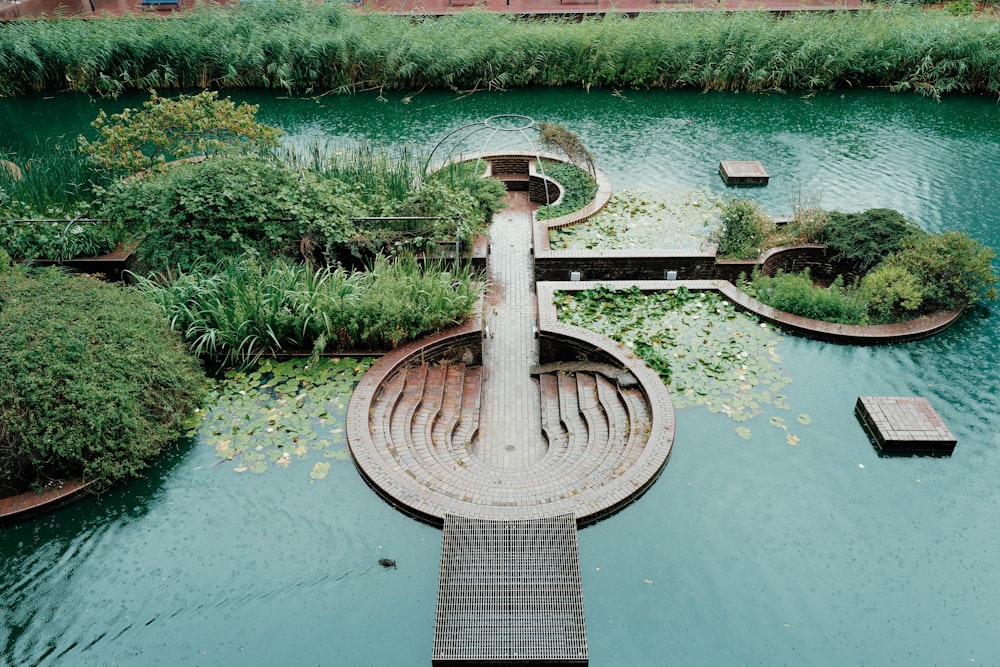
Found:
<box><xmin>538</xmin><ymin>279</ymin><xmax>963</xmax><ymax>344</ymax></box>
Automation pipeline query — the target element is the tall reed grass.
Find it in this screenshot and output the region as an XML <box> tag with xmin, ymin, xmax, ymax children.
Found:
<box><xmin>1</xmin><ymin>4</ymin><xmax>998</xmax><ymax>98</ymax></box>
<box><xmin>132</xmin><ymin>253</ymin><xmax>482</xmax><ymax>367</ymax></box>
<box><xmin>0</xmin><ymin>140</ymin><xmax>110</xmax><ymax>214</ymax></box>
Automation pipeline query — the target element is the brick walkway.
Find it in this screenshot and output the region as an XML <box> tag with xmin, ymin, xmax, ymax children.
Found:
<box><xmin>346</xmin><ymin>182</ymin><xmax>676</xmax><ymax>526</ymax></box>
<box><xmin>479</xmin><ymin>193</ymin><xmax>548</xmax><ymax>469</ymax></box>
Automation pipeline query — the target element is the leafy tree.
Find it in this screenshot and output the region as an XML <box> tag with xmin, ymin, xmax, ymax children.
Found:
<box><xmin>0</xmin><ymin>267</ymin><xmax>205</xmax><ymax>494</ymax></box>
<box><xmin>99</xmin><ymin>155</ymin><xmax>362</xmax><ymax>272</ymax></box>
<box><xmin>79</xmin><ymin>90</ymin><xmax>282</xmax><ymax>175</ymax></box>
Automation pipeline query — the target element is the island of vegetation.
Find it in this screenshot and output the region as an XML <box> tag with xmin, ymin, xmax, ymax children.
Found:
<box><xmin>0</xmin><ymin>91</ymin><xmax>506</xmax><ymax>497</ymax></box>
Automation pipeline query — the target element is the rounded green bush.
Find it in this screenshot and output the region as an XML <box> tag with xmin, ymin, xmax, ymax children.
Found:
<box><xmin>0</xmin><ymin>267</ymin><xmax>206</xmax><ymax>495</ymax></box>
<box><xmin>99</xmin><ymin>155</ymin><xmax>362</xmax><ymax>272</ymax></box>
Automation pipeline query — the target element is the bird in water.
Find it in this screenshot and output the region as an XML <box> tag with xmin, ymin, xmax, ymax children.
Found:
<box><xmin>378</xmin><ymin>558</ymin><xmax>397</xmax><ymax>569</ymax></box>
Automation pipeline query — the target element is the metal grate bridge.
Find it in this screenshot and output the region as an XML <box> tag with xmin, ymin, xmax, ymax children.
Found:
<box><xmin>432</xmin><ymin>514</ymin><xmax>588</xmax><ymax>666</ymax></box>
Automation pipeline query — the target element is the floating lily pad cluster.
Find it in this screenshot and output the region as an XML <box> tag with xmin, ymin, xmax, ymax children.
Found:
<box><xmin>196</xmin><ymin>357</ymin><xmax>373</xmax><ymax>478</ymax></box>
<box><xmin>555</xmin><ymin>285</ymin><xmax>809</xmax><ymax>444</ymax></box>
<box><xmin>549</xmin><ymin>189</ymin><xmax>721</xmax><ymax>251</ymax></box>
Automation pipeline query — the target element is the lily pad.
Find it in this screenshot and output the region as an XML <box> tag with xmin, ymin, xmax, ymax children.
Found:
<box><xmin>549</xmin><ymin>188</ymin><xmax>721</xmax><ymax>251</ymax></box>
<box><xmin>198</xmin><ymin>357</ymin><xmax>373</xmax><ymax>480</ymax></box>
<box><xmin>556</xmin><ymin>286</ymin><xmax>798</xmax><ymax>425</ymax></box>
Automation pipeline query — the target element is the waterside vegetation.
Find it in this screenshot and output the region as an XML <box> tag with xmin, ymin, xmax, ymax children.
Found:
<box><xmin>0</xmin><ymin>261</ymin><xmax>206</xmax><ymax>495</ymax></box>
<box><xmin>714</xmin><ymin>201</ymin><xmax>999</xmax><ymax>324</ymax></box>
<box><xmin>1</xmin><ymin>4</ymin><xmax>999</xmax><ymax>99</ymax></box>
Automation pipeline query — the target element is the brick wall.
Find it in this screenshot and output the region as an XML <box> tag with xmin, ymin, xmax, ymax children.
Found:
<box><xmin>535</xmin><ymin>251</ymin><xmax>717</xmax><ymax>282</ymax></box>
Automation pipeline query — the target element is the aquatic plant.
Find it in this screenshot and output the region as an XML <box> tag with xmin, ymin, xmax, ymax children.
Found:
<box><xmin>555</xmin><ymin>285</ymin><xmax>806</xmax><ymax>444</ymax></box>
<box><xmin>198</xmin><ymin>357</ymin><xmax>371</xmax><ymax>479</ymax></box>
<box><xmin>2</xmin><ymin>5</ymin><xmax>997</xmax><ymax>98</ymax></box>
<box><xmin>132</xmin><ymin>253</ymin><xmax>482</xmax><ymax>366</ymax></box>
<box><xmin>549</xmin><ymin>189</ymin><xmax>719</xmax><ymax>250</ymax></box>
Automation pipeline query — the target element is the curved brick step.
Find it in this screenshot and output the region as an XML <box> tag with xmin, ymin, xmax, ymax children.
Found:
<box><xmin>545</xmin><ymin>374</ymin><xmax>627</xmax><ymax>494</ymax></box>
<box><xmin>431</xmin><ymin>364</ymin><xmax>467</xmax><ymax>450</ymax></box>
<box><xmin>452</xmin><ymin>365</ymin><xmax>482</xmax><ymax>454</ymax></box>
<box><xmin>617</xmin><ymin>386</ymin><xmax>653</xmax><ymax>474</ymax></box>
<box><xmin>554</xmin><ymin>372</ymin><xmax>590</xmax><ymax>470</ymax></box>
<box><xmin>538</xmin><ymin>373</ymin><xmax>569</xmax><ymax>455</ymax></box>
<box><xmin>390</xmin><ymin>365</ymin><xmax>430</xmax><ymax>477</ymax></box>
<box><xmin>387</xmin><ymin>363</ymin><xmax>497</xmax><ymax>500</ymax></box>
<box><xmin>370</xmin><ymin>370</ymin><xmax>408</xmax><ymax>458</ymax></box>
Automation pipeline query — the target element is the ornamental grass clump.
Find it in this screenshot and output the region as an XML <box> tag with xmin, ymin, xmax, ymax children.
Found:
<box><xmin>0</xmin><ymin>266</ymin><xmax>205</xmax><ymax>495</ymax></box>
<box><xmin>4</xmin><ymin>6</ymin><xmax>998</xmax><ymax>98</ymax></box>
<box><xmin>133</xmin><ymin>253</ymin><xmax>482</xmax><ymax>367</ymax></box>
<box><xmin>739</xmin><ymin>268</ymin><xmax>870</xmax><ymax>325</ymax></box>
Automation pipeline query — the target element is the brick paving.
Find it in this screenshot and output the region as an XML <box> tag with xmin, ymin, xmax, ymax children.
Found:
<box><xmin>479</xmin><ymin>193</ymin><xmax>548</xmax><ymax>470</ymax></box>
<box><xmin>855</xmin><ymin>396</ymin><xmax>957</xmax><ymax>455</ymax></box>
<box><xmin>347</xmin><ymin>184</ymin><xmax>676</xmax><ymax>526</ymax></box>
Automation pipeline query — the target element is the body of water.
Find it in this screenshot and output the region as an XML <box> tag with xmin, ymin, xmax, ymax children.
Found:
<box><xmin>2</xmin><ymin>87</ymin><xmax>998</xmax><ymax>666</ymax></box>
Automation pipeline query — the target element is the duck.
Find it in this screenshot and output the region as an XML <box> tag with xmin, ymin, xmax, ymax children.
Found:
<box><xmin>378</xmin><ymin>558</ymin><xmax>397</xmax><ymax>569</ymax></box>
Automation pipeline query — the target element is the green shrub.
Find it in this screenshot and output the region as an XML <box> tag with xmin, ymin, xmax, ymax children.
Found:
<box><xmin>79</xmin><ymin>91</ymin><xmax>282</xmax><ymax>175</ymax></box>
<box><xmin>884</xmin><ymin>231</ymin><xmax>998</xmax><ymax>310</ymax></box>
<box><xmin>0</xmin><ymin>267</ymin><xmax>205</xmax><ymax>494</ymax></box>
<box><xmin>429</xmin><ymin>162</ymin><xmax>508</xmax><ymax>229</ymax></box>
<box><xmin>714</xmin><ymin>198</ymin><xmax>773</xmax><ymax>260</ymax></box>
<box><xmin>132</xmin><ymin>253</ymin><xmax>482</xmax><ymax>367</ymax></box>
<box><xmin>534</xmin><ymin>160</ymin><xmax>598</xmax><ymax>222</ymax></box>
<box><xmin>820</xmin><ymin>208</ymin><xmax>922</xmax><ymax>272</ymax></box>
<box><xmin>99</xmin><ymin>155</ymin><xmax>362</xmax><ymax>272</ymax></box>
<box><xmin>0</xmin><ymin>248</ymin><xmax>9</xmax><ymax>274</ymax></box>
<box><xmin>946</xmin><ymin>0</ymin><xmax>975</xmax><ymax>15</ymax></box>
<box><xmin>739</xmin><ymin>268</ymin><xmax>869</xmax><ymax>325</ymax></box>
<box><xmin>857</xmin><ymin>264</ymin><xmax>925</xmax><ymax>324</ymax></box>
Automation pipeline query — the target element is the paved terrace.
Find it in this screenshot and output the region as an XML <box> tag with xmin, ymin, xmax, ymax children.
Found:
<box><xmin>347</xmin><ymin>184</ymin><xmax>676</xmax><ymax>526</ymax></box>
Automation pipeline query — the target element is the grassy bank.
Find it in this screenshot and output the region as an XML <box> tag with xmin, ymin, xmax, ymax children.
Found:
<box><xmin>1</xmin><ymin>4</ymin><xmax>998</xmax><ymax>98</ymax></box>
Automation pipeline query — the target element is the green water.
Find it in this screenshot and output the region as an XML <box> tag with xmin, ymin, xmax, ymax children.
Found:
<box><xmin>2</xmin><ymin>88</ymin><xmax>999</xmax><ymax>666</ymax></box>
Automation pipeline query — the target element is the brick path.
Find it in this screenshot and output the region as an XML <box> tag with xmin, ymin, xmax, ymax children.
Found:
<box><xmin>479</xmin><ymin>193</ymin><xmax>548</xmax><ymax>469</ymax></box>
<box><xmin>346</xmin><ymin>183</ymin><xmax>676</xmax><ymax>526</ymax></box>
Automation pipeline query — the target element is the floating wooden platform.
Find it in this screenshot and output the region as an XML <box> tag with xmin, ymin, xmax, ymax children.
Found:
<box><xmin>855</xmin><ymin>396</ymin><xmax>957</xmax><ymax>456</ymax></box>
<box><xmin>433</xmin><ymin>514</ymin><xmax>588</xmax><ymax>666</ymax></box>
<box><xmin>719</xmin><ymin>160</ymin><xmax>769</xmax><ymax>186</ymax></box>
